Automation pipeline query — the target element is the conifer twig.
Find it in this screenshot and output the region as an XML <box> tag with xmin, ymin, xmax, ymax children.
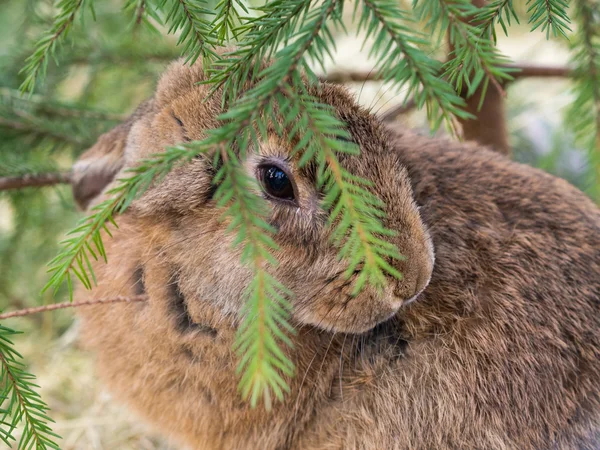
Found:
<box><xmin>20</xmin><ymin>0</ymin><xmax>87</xmax><ymax>93</ymax></box>
<box><xmin>0</xmin><ymin>295</ymin><xmax>147</xmax><ymax>321</ymax></box>
<box><xmin>0</xmin><ymin>172</ymin><xmax>72</xmax><ymax>191</ymax></box>
<box><xmin>0</xmin><ymin>326</ymin><xmax>61</xmax><ymax>449</ymax></box>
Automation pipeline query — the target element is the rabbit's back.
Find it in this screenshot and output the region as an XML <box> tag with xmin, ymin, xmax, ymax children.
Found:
<box><xmin>333</xmin><ymin>126</ymin><xmax>600</xmax><ymax>449</ymax></box>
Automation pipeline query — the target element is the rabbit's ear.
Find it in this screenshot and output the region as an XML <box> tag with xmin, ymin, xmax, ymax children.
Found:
<box><xmin>72</xmin><ymin>100</ymin><xmax>154</xmax><ymax>210</ymax></box>
<box><xmin>72</xmin><ymin>124</ymin><xmax>129</xmax><ymax>210</ymax></box>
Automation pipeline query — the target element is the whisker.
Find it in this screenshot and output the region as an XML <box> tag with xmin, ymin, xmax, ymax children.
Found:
<box><xmin>357</xmin><ymin>64</ymin><xmax>377</xmax><ymax>105</ymax></box>
<box><xmin>338</xmin><ymin>333</ymin><xmax>347</xmax><ymax>402</ymax></box>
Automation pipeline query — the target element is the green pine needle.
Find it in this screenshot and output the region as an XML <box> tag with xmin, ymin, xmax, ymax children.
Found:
<box><xmin>160</xmin><ymin>0</ymin><xmax>218</xmax><ymax>64</ymax></box>
<box><xmin>413</xmin><ymin>0</ymin><xmax>515</xmax><ymax>103</ymax></box>
<box><xmin>358</xmin><ymin>0</ymin><xmax>470</xmax><ymax>131</ymax></box>
<box><xmin>0</xmin><ymin>325</ymin><xmax>61</xmax><ymax>450</ymax></box>
<box><xmin>123</xmin><ymin>0</ymin><xmax>163</xmax><ymax>32</ymax></box>
<box><xmin>565</xmin><ymin>0</ymin><xmax>600</xmax><ymax>201</ymax></box>
<box><xmin>214</xmin><ymin>151</ymin><xmax>294</xmax><ymax>409</ymax></box>
<box><xmin>41</xmin><ymin>143</ymin><xmax>204</xmax><ymax>298</ymax></box>
<box><xmin>474</xmin><ymin>0</ymin><xmax>519</xmax><ymax>43</ymax></box>
<box><xmin>20</xmin><ymin>0</ymin><xmax>88</xmax><ymax>94</ymax></box>
<box><xmin>527</xmin><ymin>0</ymin><xmax>571</xmax><ymax>39</ymax></box>
<box><xmin>210</xmin><ymin>0</ymin><xmax>248</xmax><ymax>43</ymax></box>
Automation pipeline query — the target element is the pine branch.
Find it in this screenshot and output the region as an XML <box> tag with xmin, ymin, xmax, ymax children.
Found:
<box><xmin>357</xmin><ymin>0</ymin><xmax>469</xmax><ymax>131</ymax></box>
<box><xmin>527</xmin><ymin>0</ymin><xmax>571</xmax><ymax>38</ymax></box>
<box><xmin>42</xmin><ymin>143</ymin><xmax>202</xmax><ymax>299</ymax></box>
<box><xmin>20</xmin><ymin>0</ymin><xmax>87</xmax><ymax>93</ymax></box>
<box><xmin>0</xmin><ymin>295</ymin><xmax>147</xmax><ymax>320</ymax></box>
<box><xmin>0</xmin><ymin>172</ymin><xmax>71</xmax><ymax>191</ymax></box>
<box><xmin>210</xmin><ymin>0</ymin><xmax>248</xmax><ymax>43</ymax></box>
<box><xmin>0</xmin><ymin>88</ymin><xmax>126</xmax><ymax>122</ymax></box>
<box><xmin>212</xmin><ymin>0</ymin><xmax>342</xmax><ymax>406</ymax></box>
<box><xmin>566</xmin><ymin>0</ymin><xmax>600</xmax><ymax>200</ymax></box>
<box><xmin>0</xmin><ymin>326</ymin><xmax>60</xmax><ymax>449</ymax></box>
<box><xmin>159</xmin><ymin>0</ymin><xmax>218</xmax><ymax>64</ymax></box>
<box><xmin>413</xmin><ymin>0</ymin><xmax>514</xmax><ymax>101</ymax></box>
<box><xmin>0</xmin><ymin>117</ymin><xmax>87</xmax><ymax>147</ymax></box>
<box><xmin>124</xmin><ymin>0</ymin><xmax>162</xmax><ymax>31</ymax></box>
<box><xmin>474</xmin><ymin>0</ymin><xmax>519</xmax><ymax>42</ymax></box>
<box><xmin>294</xmin><ymin>95</ymin><xmax>403</xmax><ymax>291</ymax></box>
<box><xmin>215</xmin><ymin>149</ymin><xmax>293</xmax><ymax>409</ymax></box>
<box><xmin>205</xmin><ymin>0</ymin><xmax>312</xmax><ymax>102</ymax></box>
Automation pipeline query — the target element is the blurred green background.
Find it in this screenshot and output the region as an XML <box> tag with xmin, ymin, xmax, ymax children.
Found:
<box><xmin>0</xmin><ymin>0</ymin><xmax>594</xmax><ymax>448</ymax></box>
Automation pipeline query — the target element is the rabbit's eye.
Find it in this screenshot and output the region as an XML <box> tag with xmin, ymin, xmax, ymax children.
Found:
<box><xmin>260</xmin><ymin>165</ymin><xmax>295</xmax><ymax>201</ymax></box>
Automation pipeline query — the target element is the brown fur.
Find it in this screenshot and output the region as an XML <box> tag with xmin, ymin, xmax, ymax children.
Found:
<box><xmin>73</xmin><ymin>58</ymin><xmax>600</xmax><ymax>450</ymax></box>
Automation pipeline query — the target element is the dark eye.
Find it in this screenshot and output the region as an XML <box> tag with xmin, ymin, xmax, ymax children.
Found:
<box><xmin>260</xmin><ymin>165</ymin><xmax>295</xmax><ymax>201</ymax></box>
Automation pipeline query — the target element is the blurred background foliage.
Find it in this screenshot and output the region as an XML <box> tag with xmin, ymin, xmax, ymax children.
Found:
<box><xmin>0</xmin><ymin>0</ymin><xmax>596</xmax><ymax>448</ymax></box>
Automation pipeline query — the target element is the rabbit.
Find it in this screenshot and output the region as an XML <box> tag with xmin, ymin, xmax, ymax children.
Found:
<box><xmin>71</xmin><ymin>57</ymin><xmax>600</xmax><ymax>450</ymax></box>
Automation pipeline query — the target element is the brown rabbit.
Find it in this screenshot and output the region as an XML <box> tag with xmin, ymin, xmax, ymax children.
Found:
<box><xmin>72</xmin><ymin>58</ymin><xmax>600</xmax><ymax>450</ymax></box>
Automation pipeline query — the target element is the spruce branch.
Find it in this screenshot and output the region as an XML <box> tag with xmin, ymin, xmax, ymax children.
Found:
<box><xmin>474</xmin><ymin>0</ymin><xmax>519</xmax><ymax>42</ymax></box>
<box><xmin>323</xmin><ymin>64</ymin><xmax>572</xmax><ymax>84</ymax></box>
<box><xmin>42</xmin><ymin>144</ymin><xmax>204</xmax><ymax>299</ymax></box>
<box><xmin>0</xmin><ymin>172</ymin><xmax>72</xmax><ymax>191</ymax></box>
<box><xmin>124</xmin><ymin>0</ymin><xmax>162</xmax><ymax>31</ymax></box>
<box><xmin>413</xmin><ymin>0</ymin><xmax>514</xmax><ymax>101</ymax></box>
<box><xmin>205</xmin><ymin>0</ymin><xmax>312</xmax><ymax>102</ymax></box>
<box><xmin>566</xmin><ymin>0</ymin><xmax>600</xmax><ymax>200</ymax></box>
<box><xmin>293</xmin><ymin>95</ymin><xmax>403</xmax><ymax>291</ymax></box>
<box><xmin>210</xmin><ymin>0</ymin><xmax>248</xmax><ymax>43</ymax></box>
<box><xmin>0</xmin><ymin>326</ymin><xmax>60</xmax><ymax>449</ymax></box>
<box><xmin>214</xmin><ymin>148</ymin><xmax>293</xmax><ymax>409</ymax></box>
<box><xmin>208</xmin><ymin>0</ymin><xmax>343</xmax><ymax>406</ymax></box>
<box><xmin>0</xmin><ymin>117</ymin><xmax>87</xmax><ymax>148</ymax></box>
<box><xmin>41</xmin><ymin>0</ymin><xmax>405</xmax><ymax>409</ymax></box>
<box><xmin>160</xmin><ymin>0</ymin><xmax>218</xmax><ymax>64</ymax></box>
<box><xmin>527</xmin><ymin>0</ymin><xmax>571</xmax><ymax>38</ymax></box>
<box><xmin>357</xmin><ymin>0</ymin><xmax>469</xmax><ymax>131</ymax></box>
<box><xmin>20</xmin><ymin>0</ymin><xmax>87</xmax><ymax>93</ymax></box>
<box><xmin>0</xmin><ymin>88</ymin><xmax>125</xmax><ymax>122</ymax></box>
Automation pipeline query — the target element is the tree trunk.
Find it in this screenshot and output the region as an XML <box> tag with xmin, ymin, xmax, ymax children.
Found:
<box><xmin>452</xmin><ymin>0</ymin><xmax>511</xmax><ymax>156</ymax></box>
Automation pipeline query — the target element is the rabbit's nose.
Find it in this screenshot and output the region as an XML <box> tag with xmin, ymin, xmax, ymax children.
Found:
<box><xmin>391</xmin><ymin>234</ymin><xmax>434</xmax><ymax>303</ymax></box>
<box><xmin>393</xmin><ymin>264</ymin><xmax>431</xmax><ymax>303</ymax></box>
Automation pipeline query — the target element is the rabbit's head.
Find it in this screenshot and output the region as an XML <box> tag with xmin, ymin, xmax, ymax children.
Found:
<box><xmin>73</xmin><ymin>58</ymin><xmax>434</xmax><ymax>335</ymax></box>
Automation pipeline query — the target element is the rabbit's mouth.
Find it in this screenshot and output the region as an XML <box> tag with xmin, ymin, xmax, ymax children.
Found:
<box><xmin>291</xmin><ymin>269</ymin><xmax>414</xmax><ymax>334</ymax></box>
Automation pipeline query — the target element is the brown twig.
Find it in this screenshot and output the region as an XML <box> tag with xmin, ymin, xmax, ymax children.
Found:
<box><xmin>507</xmin><ymin>64</ymin><xmax>573</xmax><ymax>80</ymax></box>
<box><xmin>323</xmin><ymin>64</ymin><xmax>573</xmax><ymax>85</ymax></box>
<box><xmin>0</xmin><ymin>295</ymin><xmax>147</xmax><ymax>321</ymax></box>
<box><xmin>136</xmin><ymin>0</ymin><xmax>146</xmax><ymax>26</ymax></box>
<box><xmin>0</xmin><ymin>172</ymin><xmax>72</xmax><ymax>191</ymax></box>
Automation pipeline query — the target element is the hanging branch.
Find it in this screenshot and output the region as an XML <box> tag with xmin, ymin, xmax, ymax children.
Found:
<box><xmin>527</xmin><ymin>0</ymin><xmax>571</xmax><ymax>38</ymax></box>
<box><xmin>566</xmin><ymin>0</ymin><xmax>600</xmax><ymax>201</ymax></box>
<box><xmin>161</xmin><ymin>0</ymin><xmax>218</xmax><ymax>64</ymax></box>
<box><xmin>358</xmin><ymin>0</ymin><xmax>469</xmax><ymax>132</ymax></box>
<box><xmin>474</xmin><ymin>0</ymin><xmax>519</xmax><ymax>42</ymax></box>
<box><xmin>0</xmin><ymin>325</ymin><xmax>60</xmax><ymax>449</ymax></box>
<box><xmin>20</xmin><ymin>0</ymin><xmax>88</xmax><ymax>93</ymax></box>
